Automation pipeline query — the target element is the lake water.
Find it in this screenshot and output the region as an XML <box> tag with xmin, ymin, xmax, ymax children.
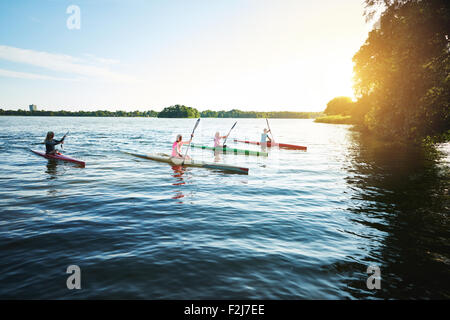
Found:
<box><xmin>0</xmin><ymin>116</ymin><xmax>448</xmax><ymax>299</ymax></box>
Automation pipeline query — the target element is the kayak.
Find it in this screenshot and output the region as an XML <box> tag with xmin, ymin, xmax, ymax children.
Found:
<box><xmin>233</xmin><ymin>139</ymin><xmax>307</xmax><ymax>151</ymax></box>
<box><xmin>190</xmin><ymin>143</ymin><xmax>268</xmax><ymax>157</ymax></box>
<box><xmin>124</xmin><ymin>152</ymin><xmax>249</xmax><ymax>174</ymax></box>
<box><xmin>31</xmin><ymin>149</ymin><xmax>86</xmax><ymax>167</ymax></box>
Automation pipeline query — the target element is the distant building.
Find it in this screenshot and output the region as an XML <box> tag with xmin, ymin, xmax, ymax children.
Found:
<box><xmin>29</xmin><ymin>104</ymin><xmax>37</xmax><ymax>111</ymax></box>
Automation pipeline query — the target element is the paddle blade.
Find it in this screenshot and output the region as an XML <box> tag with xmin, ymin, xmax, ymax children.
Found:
<box><xmin>223</xmin><ymin>121</ymin><xmax>237</xmax><ymax>146</ymax></box>
<box><xmin>266</xmin><ymin>118</ymin><xmax>275</xmax><ymax>141</ymax></box>
<box><xmin>192</xmin><ymin>118</ymin><xmax>201</xmax><ymax>135</ymax></box>
<box><xmin>183</xmin><ymin>118</ymin><xmax>200</xmax><ymax>164</ymax></box>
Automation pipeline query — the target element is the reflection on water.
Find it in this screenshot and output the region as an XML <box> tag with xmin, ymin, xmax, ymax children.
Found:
<box><xmin>342</xmin><ymin>131</ymin><xmax>450</xmax><ymax>299</ymax></box>
<box><xmin>214</xmin><ymin>149</ymin><xmax>221</xmax><ymax>162</ymax></box>
<box><xmin>171</xmin><ymin>166</ymin><xmax>186</xmax><ymax>202</ymax></box>
<box><xmin>45</xmin><ymin>160</ymin><xmax>58</xmax><ymax>179</ymax></box>
<box><xmin>44</xmin><ymin>159</ymin><xmax>66</xmax><ymax>196</ymax></box>
<box><xmin>261</xmin><ymin>144</ymin><xmax>268</xmax><ymax>153</ymax></box>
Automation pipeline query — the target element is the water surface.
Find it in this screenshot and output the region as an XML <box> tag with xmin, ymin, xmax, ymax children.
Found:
<box><xmin>0</xmin><ymin>117</ymin><xmax>448</xmax><ymax>299</ymax></box>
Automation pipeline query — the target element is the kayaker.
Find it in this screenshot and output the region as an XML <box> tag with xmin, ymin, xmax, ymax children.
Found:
<box><xmin>172</xmin><ymin>134</ymin><xmax>193</xmax><ymax>159</ymax></box>
<box><xmin>44</xmin><ymin>131</ymin><xmax>66</xmax><ymax>155</ymax></box>
<box><xmin>214</xmin><ymin>132</ymin><xmax>229</xmax><ymax>147</ymax></box>
<box><xmin>261</xmin><ymin>128</ymin><xmax>272</xmax><ymax>144</ymax></box>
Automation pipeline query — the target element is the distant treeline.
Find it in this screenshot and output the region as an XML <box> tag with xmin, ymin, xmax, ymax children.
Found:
<box><xmin>0</xmin><ymin>109</ymin><xmax>158</xmax><ymax>117</ymax></box>
<box><xmin>201</xmin><ymin>109</ymin><xmax>321</xmax><ymax>119</ymax></box>
<box><xmin>0</xmin><ymin>105</ymin><xmax>322</xmax><ymax>119</ymax></box>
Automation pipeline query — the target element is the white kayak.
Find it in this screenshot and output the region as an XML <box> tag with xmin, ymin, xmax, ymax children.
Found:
<box><xmin>123</xmin><ymin>152</ymin><xmax>249</xmax><ymax>174</ymax></box>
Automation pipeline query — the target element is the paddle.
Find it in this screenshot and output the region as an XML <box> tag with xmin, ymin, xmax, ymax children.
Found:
<box><xmin>266</xmin><ymin>118</ymin><xmax>275</xmax><ymax>142</ymax></box>
<box><xmin>31</xmin><ymin>131</ymin><xmax>69</xmax><ymax>146</ymax></box>
<box><xmin>61</xmin><ymin>131</ymin><xmax>69</xmax><ymax>150</ymax></box>
<box><xmin>181</xmin><ymin>118</ymin><xmax>200</xmax><ymax>165</ymax></box>
<box><xmin>222</xmin><ymin>121</ymin><xmax>237</xmax><ymax>148</ymax></box>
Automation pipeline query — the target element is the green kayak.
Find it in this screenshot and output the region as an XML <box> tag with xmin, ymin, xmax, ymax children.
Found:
<box><xmin>190</xmin><ymin>143</ymin><xmax>268</xmax><ymax>157</ymax></box>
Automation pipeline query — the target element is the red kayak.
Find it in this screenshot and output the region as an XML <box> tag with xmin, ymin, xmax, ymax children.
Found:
<box><xmin>31</xmin><ymin>149</ymin><xmax>85</xmax><ymax>167</ymax></box>
<box><xmin>234</xmin><ymin>139</ymin><xmax>307</xmax><ymax>151</ymax></box>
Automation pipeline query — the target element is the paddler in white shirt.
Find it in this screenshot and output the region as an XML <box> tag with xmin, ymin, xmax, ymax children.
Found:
<box><xmin>261</xmin><ymin>128</ymin><xmax>272</xmax><ymax>144</ymax></box>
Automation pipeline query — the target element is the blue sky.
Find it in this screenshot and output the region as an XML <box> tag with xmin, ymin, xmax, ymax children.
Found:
<box><xmin>0</xmin><ymin>0</ymin><xmax>372</xmax><ymax>112</ymax></box>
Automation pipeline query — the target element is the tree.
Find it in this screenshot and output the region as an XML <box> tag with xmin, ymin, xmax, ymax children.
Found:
<box><xmin>352</xmin><ymin>0</ymin><xmax>450</xmax><ymax>142</ymax></box>
<box><xmin>324</xmin><ymin>97</ymin><xmax>354</xmax><ymax>116</ymax></box>
<box><xmin>157</xmin><ymin>105</ymin><xmax>200</xmax><ymax>118</ymax></box>
<box><xmin>201</xmin><ymin>110</ymin><xmax>219</xmax><ymax>118</ymax></box>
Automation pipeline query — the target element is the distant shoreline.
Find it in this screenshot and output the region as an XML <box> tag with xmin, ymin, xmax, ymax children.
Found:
<box><xmin>314</xmin><ymin>114</ymin><xmax>353</xmax><ymax>124</ymax></box>
<box><xmin>0</xmin><ymin>109</ymin><xmax>324</xmax><ymax>119</ymax></box>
